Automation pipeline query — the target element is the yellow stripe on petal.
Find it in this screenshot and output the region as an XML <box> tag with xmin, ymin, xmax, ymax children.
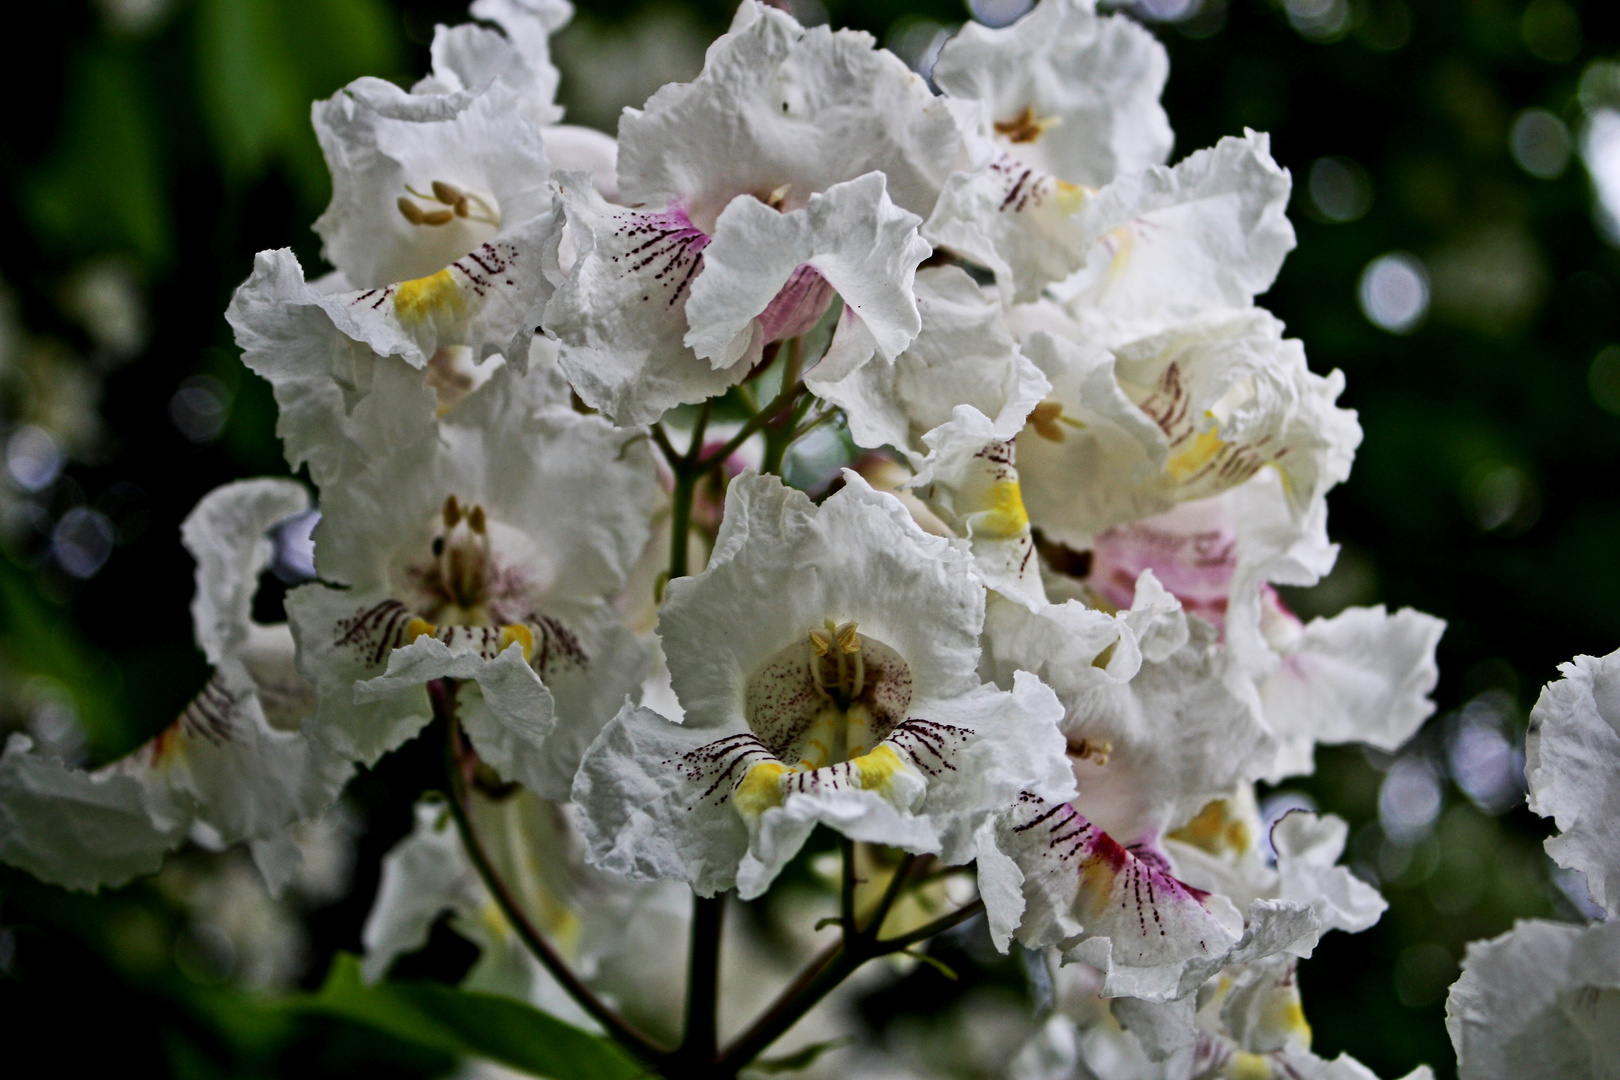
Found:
<box><xmin>497</xmin><ymin>623</ymin><xmax>535</xmax><ymax>663</ymax></box>
<box><xmin>734</xmin><ymin>760</ymin><xmax>788</xmax><ymax>819</ymax></box>
<box><xmin>1226</xmin><ymin>1052</ymin><xmax>1275</xmax><ymax>1080</ymax></box>
<box><xmin>973</xmin><ymin>479</ymin><xmax>1030</xmax><ymax>539</ymax></box>
<box><xmin>406</xmin><ymin>617</ymin><xmax>437</xmax><ymax>642</ymax></box>
<box><xmin>851</xmin><ymin>744</ymin><xmax>908</xmax><ymax>794</ymax></box>
<box><xmin>1052</xmin><ymin>180</ymin><xmax>1088</xmax><ymax>216</ymax></box>
<box><xmin>1166</xmin><ymin>424</ymin><xmax>1226</xmax><ymax>482</ymax></box>
<box><xmin>394</xmin><ymin>268</ymin><xmax>465</xmax><ymax>325</ymax></box>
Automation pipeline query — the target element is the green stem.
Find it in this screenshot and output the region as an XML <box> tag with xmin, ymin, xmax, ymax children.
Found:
<box><xmin>667</xmin><ymin>469</ymin><xmax>696</xmax><ymax>584</ymax></box>
<box><xmin>839</xmin><ymin>837</ymin><xmax>859</xmax><ymax>937</ymax></box>
<box><xmin>435</xmin><ymin>685</ymin><xmax>669</xmax><ymax>1065</ymax></box>
<box><xmin>873</xmin><ymin>897</ymin><xmax>985</xmax><ymax>953</ymax></box>
<box><xmin>859</xmin><ymin>853</ymin><xmax>918</xmax><ymax>940</ymax></box>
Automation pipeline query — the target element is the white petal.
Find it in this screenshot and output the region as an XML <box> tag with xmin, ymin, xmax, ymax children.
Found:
<box><xmin>809</xmin><ymin>264</ymin><xmax>1049</xmax><ymax>459</ymax></box>
<box><xmin>0</xmin><ymin>733</ymin><xmax>180</xmax><ymax>890</ymax></box>
<box><xmin>1446</xmin><ymin>918</ymin><xmax>1620</xmax><ymax>1080</ymax></box>
<box><xmin>543</xmin><ymin>124</ymin><xmax>619</xmax><ymax>201</ymax></box>
<box><xmin>544</xmin><ymin>179</ymin><xmax>741</xmax><ymax>426</ymax></box>
<box><xmin>1271</xmin><ymin>810</ymin><xmax>1387</xmax><ymax>935</ymax></box>
<box><xmin>996</xmin><ymin>794</ymin><xmax>1241</xmax><ymax>1000</ymax></box>
<box><xmin>572</xmin><ymin>703</ymin><xmax>753</xmax><ymax>897</ymax></box>
<box><xmin>933</xmin><ymin>0</ymin><xmax>1171</xmax><ymax>188</ymax></box>
<box><xmin>617</xmin><ymin>1</ymin><xmax>959</xmax><ymax>227</ymax></box>
<box><xmin>1258</xmin><ymin>606</ymin><xmax>1444</xmax><ymax>781</ymax></box>
<box><xmin>1526</xmin><ymin>648</ymin><xmax>1620</xmax><ymax>917</ymax></box>
<box><xmin>182</xmin><ymin>478</ymin><xmax>310</xmax><ymax>666</ymax></box>
<box><xmin>421</xmin><ymin>0</ymin><xmax>571</xmax><ymax>126</ymax></box>
<box><xmin>1055</xmin><ymin>131</ymin><xmax>1295</xmax><ymax>348</ymax></box>
<box><xmin>361</xmin><ymin>797</ymin><xmax>484</xmax><ymax>983</ymax></box>
<box><xmin>684</xmin><ymin>172</ymin><xmax>929</xmax><ymax>367</ymax></box>
<box><xmin>313</xmin><ymin>78</ymin><xmax>554</xmax><ymax>289</ymax></box>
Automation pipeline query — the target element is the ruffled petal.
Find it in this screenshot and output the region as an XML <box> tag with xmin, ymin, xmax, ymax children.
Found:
<box><xmin>1526</xmin><ymin>648</ymin><xmax>1620</xmax><ymax>917</ymax></box>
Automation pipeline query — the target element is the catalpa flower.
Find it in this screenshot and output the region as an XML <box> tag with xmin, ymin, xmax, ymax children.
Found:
<box><xmin>1015</xmin><ymin>309</ymin><xmax>1362</xmax><ymax>548</ymax></box>
<box><xmin>287</xmin><ymin>365</ymin><xmax>657</xmax><ymax>798</ymax></box>
<box><xmin>1050</xmin><ymin>131</ymin><xmax>1296</xmax><ymax>350</ymax></box>
<box><xmin>573</xmin><ymin>472</ymin><xmax>1072</xmax><ymax>898</ymax></box>
<box><xmin>1083</xmin><ymin>473</ymin><xmax>1444</xmax><ymax>782</ymax></box>
<box><xmin>1525</xmin><ymin>646</ymin><xmax>1620</xmax><ymax>917</ymax></box>
<box><xmin>545</xmin><ymin>1</ymin><xmax>960</xmax><ymax>425</ymax></box>
<box><xmin>924</xmin><ymin>0</ymin><xmax>1172</xmax><ymax>302</ymax></box>
<box><xmin>0</xmin><ymin>479</ymin><xmax>350</xmax><ymax>891</ymax></box>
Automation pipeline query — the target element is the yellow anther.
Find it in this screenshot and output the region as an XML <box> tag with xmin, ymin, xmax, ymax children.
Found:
<box><xmin>734</xmin><ymin>760</ymin><xmax>789</xmax><ymax>818</ymax></box>
<box><xmin>398</xmin><ymin>196</ymin><xmax>429</xmax><ymax>225</ymax></box>
<box><xmin>468</xmin><ymin>505</ymin><xmax>487</xmax><ymax>534</ymax></box>
<box><xmin>406</xmin><ymin>617</ymin><xmax>438</xmax><ymax>642</ymax></box>
<box><xmin>431</xmin><ymin>180</ymin><xmax>465</xmax><ymax>205</ymax></box>
<box><xmin>1070</xmin><ymin>738</ymin><xmax>1113</xmax><ymax>766</ymax></box>
<box><xmin>1029</xmin><ymin>400</ymin><xmax>1067</xmax><ymax>443</ymax></box>
<box><xmin>443</xmin><ymin>495</ymin><xmax>462</xmax><ymax>528</ymax></box>
<box><xmin>993</xmin><ymin>105</ymin><xmax>1061</xmax><ymax>145</ymax></box>
<box><xmin>765</xmin><ymin>183</ymin><xmax>792</xmax><ymax>209</ymax></box>
<box><xmin>497</xmin><ymin>623</ymin><xmax>535</xmax><ymax>663</ymax></box>
<box><xmin>808</xmin><ymin>628</ymin><xmax>832</xmax><ymax>656</ymax></box>
<box><xmin>394</xmin><ymin>268</ymin><xmax>465</xmax><ymax>324</ymax></box>
<box><xmin>836</xmin><ymin>621</ymin><xmax>861</xmax><ymax>654</ymax></box>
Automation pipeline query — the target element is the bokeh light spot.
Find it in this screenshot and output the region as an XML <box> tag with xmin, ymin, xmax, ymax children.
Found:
<box><xmin>52</xmin><ymin>506</ymin><xmax>115</xmax><ymax>578</ymax></box>
<box><xmin>967</xmin><ymin>0</ymin><xmax>1034</xmax><ymax>28</ymax></box>
<box><xmin>6</xmin><ymin>425</ymin><xmax>63</xmax><ymax>492</ymax></box>
<box><xmin>1510</xmin><ymin>108</ymin><xmax>1571</xmax><ymax>178</ymax></box>
<box><xmin>170</xmin><ymin>375</ymin><xmax>231</xmax><ymax>443</ymax></box>
<box><xmin>1358</xmin><ymin>252</ymin><xmax>1430</xmax><ymax>333</ymax></box>
<box><xmin>1285</xmin><ymin>0</ymin><xmax>1351</xmax><ymax>42</ymax></box>
<box><xmin>1379</xmin><ymin>756</ymin><xmax>1442</xmax><ymax>843</ymax></box>
<box><xmin>1521</xmin><ymin>0</ymin><xmax>1580</xmax><ymax>64</ymax></box>
<box><xmin>1307</xmin><ymin>156</ymin><xmax>1373</xmax><ymax>222</ymax></box>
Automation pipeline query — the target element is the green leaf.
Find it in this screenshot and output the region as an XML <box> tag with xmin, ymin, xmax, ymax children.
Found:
<box><xmin>290</xmin><ymin>953</ymin><xmax>648</xmax><ymax>1080</ymax></box>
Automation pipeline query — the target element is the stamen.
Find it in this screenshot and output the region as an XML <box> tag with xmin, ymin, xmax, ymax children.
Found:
<box><xmin>443</xmin><ymin>495</ymin><xmax>462</xmax><ymax>528</ymax></box>
<box><xmin>1029</xmin><ymin>400</ymin><xmax>1067</xmax><ymax>443</ymax></box>
<box><xmin>765</xmin><ymin>183</ymin><xmax>792</xmax><ymax>209</ymax></box>
<box><xmin>468</xmin><ymin>505</ymin><xmax>486</xmax><ymax>534</ymax></box>
<box><xmin>431</xmin><ymin>181</ymin><xmax>465</xmax><ymax>206</ymax></box>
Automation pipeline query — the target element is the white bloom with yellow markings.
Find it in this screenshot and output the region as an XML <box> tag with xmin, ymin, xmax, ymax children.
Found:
<box><xmin>286</xmin><ymin>365</ymin><xmax>657</xmax><ymax>798</ymax></box>
<box><xmin>1016</xmin><ymin>309</ymin><xmax>1362</xmax><ymax>549</ymax></box>
<box><xmin>572</xmin><ymin>472</ymin><xmax>1073</xmax><ymax>898</ymax></box>
<box><xmin>1052</xmin><ymin>131</ymin><xmax>1296</xmax><ymax>350</ymax></box>
<box><xmin>544</xmin><ymin>1</ymin><xmax>959</xmax><ymax>425</ymax></box>
<box><xmin>0</xmin><ymin>480</ymin><xmax>351</xmax><ymax>892</ymax></box>
<box><xmin>925</xmin><ymin>0</ymin><xmax>1172</xmax><ymax>302</ymax></box>
<box><xmin>410</xmin><ymin>0</ymin><xmax>573</xmax><ymax>128</ymax></box>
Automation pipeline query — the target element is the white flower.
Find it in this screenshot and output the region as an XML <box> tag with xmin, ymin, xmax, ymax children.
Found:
<box><xmin>1446</xmin><ymin>918</ymin><xmax>1620</xmax><ymax>1080</ymax></box>
<box><xmin>924</xmin><ymin>0</ymin><xmax>1172</xmax><ymax>302</ymax></box>
<box><xmin>572</xmin><ymin>472</ymin><xmax>1072</xmax><ymax>898</ymax></box>
<box><xmin>544</xmin><ymin>1</ymin><xmax>959</xmax><ymax>425</ymax></box>
<box><xmin>312</xmin><ymin>77</ymin><xmax>557</xmax><ymax>293</ymax></box>
<box><xmin>1016</xmin><ymin>310</ymin><xmax>1362</xmax><ymax>549</ymax></box>
<box><xmin>1080</xmin><ymin>475</ymin><xmax>1443</xmax><ymax>781</ymax></box>
<box><xmin>287</xmin><ymin>365</ymin><xmax>657</xmax><ymax>798</ymax></box>
<box><xmin>982</xmin><ymin>572</ymin><xmax>1269</xmax><ymax>848</ymax></box>
<box><xmin>1051</xmin><ymin>131</ymin><xmax>1295</xmax><ymax>350</ymax></box>
<box><xmin>0</xmin><ymin>479</ymin><xmax>351</xmax><ymax>891</ymax></box>
<box><xmin>1525</xmin><ymin>647</ymin><xmax>1620</xmax><ymax>917</ymax></box>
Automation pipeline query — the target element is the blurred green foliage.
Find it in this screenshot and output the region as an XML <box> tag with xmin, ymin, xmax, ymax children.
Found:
<box><xmin>2</xmin><ymin>1</ymin><xmax>1618</xmax><ymax>1077</ymax></box>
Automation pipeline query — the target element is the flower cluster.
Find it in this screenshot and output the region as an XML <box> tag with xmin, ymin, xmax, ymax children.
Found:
<box><xmin>0</xmin><ymin>1</ymin><xmax>1466</xmax><ymax>1076</ymax></box>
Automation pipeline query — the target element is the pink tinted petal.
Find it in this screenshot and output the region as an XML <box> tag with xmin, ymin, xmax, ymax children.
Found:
<box><xmin>757</xmin><ymin>264</ymin><xmax>836</xmax><ymax>344</ymax></box>
<box><xmin>1088</xmin><ymin>517</ymin><xmax>1237</xmax><ymax>631</ymax></box>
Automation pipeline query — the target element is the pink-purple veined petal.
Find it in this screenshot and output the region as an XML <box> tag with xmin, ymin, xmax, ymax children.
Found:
<box><xmin>757</xmin><ymin>265</ymin><xmax>836</xmax><ymax>344</ymax></box>
<box><xmin>1000</xmin><ymin>792</ymin><xmax>1236</xmax><ymax>985</ymax></box>
<box><xmin>1088</xmin><ymin>515</ymin><xmax>1238</xmax><ymax>631</ymax></box>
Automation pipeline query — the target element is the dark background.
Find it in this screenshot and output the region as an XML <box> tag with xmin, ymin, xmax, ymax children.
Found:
<box><xmin>2</xmin><ymin>1</ymin><xmax>1616</xmax><ymax>1076</ymax></box>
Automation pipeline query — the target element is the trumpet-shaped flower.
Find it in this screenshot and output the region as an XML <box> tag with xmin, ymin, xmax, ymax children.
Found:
<box><xmin>924</xmin><ymin>0</ymin><xmax>1171</xmax><ymax>301</ymax></box>
<box><xmin>572</xmin><ymin>472</ymin><xmax>1073</xmax><ymax>898</ymax></box>
<box><xmin>410</xmin><ymin>0</ymin><xmax>573</xmax><ymax>127</ymax></box>
<box><xmin>1051</xmin><ymin>131</ymin><xmax>1296</xmax><ymax>349</ymax></box>
<box><xmin>1016</xmin><ymin>310</ymin><xmax>1362</xmax><ymax>548</ymax></box>
<box><xmin>545</xmin><ymin>1</ymin><xmax>958</xmax><ymax>425</ymax></box>
<box><xmin>287</xmin><ymin>366</ymin><xmax>656</xmax><ymax>798</ymax></box>
<box><xmin>0</xmin><ymin>480</ymin><xmax>351</xmax><ymax>891</ymax></box>
<box><xmin>1525</xmin><ymin>647</ymin><xmax>1620</xmax><ymax>916</ymax></box>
